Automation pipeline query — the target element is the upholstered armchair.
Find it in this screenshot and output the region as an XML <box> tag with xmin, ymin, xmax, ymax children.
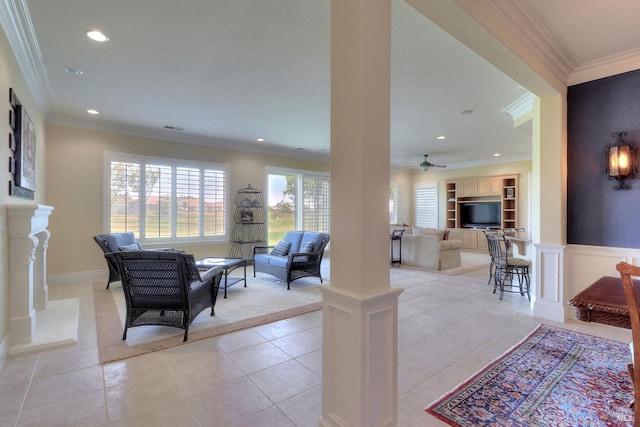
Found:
<box><xmin>105</xmin><ymin>250</ymin><xmax>223</xmax><ymax>341</ymax></box>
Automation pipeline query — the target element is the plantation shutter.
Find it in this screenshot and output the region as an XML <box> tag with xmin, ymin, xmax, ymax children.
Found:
<box><xmin>203</xmin><ymin>169</ymin><xmax>226</xmax><ymax>236</ymax></box>
<box><xmin>144</xmin><ymin>164</ymin><xmax>172</xmax><ymax>238</ymax></box>
<box><xmin>109</xmin><ymin>161</ymin><xmax>141</xmax><ymax>234</ymax></box>
<box><xmin>415</xmin><ymin>182</ymin><xmax>438</xmax><ymax>228</ymax></box>
<box><xmin>303</xmin><ymin>176</ymin><xmax>331</xmax><ymax>234</ymax></box>
<box><xmin>389</xmin><ymin>184</ymin><xmax>398</xmax><ymax>224</ymax></box>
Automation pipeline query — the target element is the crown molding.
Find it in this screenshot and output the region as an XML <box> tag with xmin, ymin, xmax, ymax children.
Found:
<box><xmin>480</xmin><ymin>0</ymin><xmax>574</xmax><ymax>86</ymax></box>
<box><xmin>0</xmin><ymin>0</ymin><xmax>52</xmax><ymax>113</ymax></box>
<box><xmin>569</xmin><ymin>47</ymin><xmax>640</xmax><ymax>86</ymax></box>
<box><xmin>502</xmin><ymin>92</ymin><xmax>533</xmax><ymax>121</ymax></box>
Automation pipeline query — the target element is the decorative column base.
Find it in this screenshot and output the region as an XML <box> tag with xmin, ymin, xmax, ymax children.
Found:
<box><xmin>320</xmin><ymin>286</ymin><xmax>403</xmax><ymax>427</ymax></box>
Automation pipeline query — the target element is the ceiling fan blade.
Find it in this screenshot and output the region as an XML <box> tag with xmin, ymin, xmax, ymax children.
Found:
<box><xmin>418</xmin><ymin>154</ymin><xmax>446</xmax><ymax>171</ymax></box>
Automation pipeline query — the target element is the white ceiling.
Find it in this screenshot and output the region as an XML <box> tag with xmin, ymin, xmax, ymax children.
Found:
<box><xmin>4</xmin><ymin>0</ymin><xmax>640</xmax><ymax>169</ymax></box>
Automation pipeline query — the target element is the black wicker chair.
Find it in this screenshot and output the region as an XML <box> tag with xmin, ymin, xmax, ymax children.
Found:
<box><xmin>105</xmin><ymin>250</ymin><xmax>223</xmax><ymax>341</ymax></box>
<box><xmin>94</xmin><ymin>233</ymin><xmax>143</xmax><ymax>289</ymax></box>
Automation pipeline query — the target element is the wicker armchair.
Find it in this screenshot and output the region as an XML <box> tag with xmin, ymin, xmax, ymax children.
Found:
<box><xmin>105</xmin><ymin>250</ymin><xmax>223</xmax><ymax>341</ymax></box>
<box><xmin>94</xmin><ymin>233</ymin><xmax>143</xmax><ymax>289</ymax></box>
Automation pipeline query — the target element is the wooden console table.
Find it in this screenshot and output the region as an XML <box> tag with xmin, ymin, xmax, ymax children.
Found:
<box><xmin>503</xmin><ymin>231</ymin><xmax>531</xmax><ymax>256</ymax></box>
<box><xmin>567</xmin><ymin>276</ymin><xmax>640</xmax><ymax>329</ymax></box>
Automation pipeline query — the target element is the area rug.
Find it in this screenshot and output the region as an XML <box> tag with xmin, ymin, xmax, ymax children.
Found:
<box><xmin>93</xmin><ymin>273</ymin><xmax>323</xmax><ymax>364</ymax></box>
<box><xmin>426</xmin><ymin>324</ymin><xmax>634</xmax><ymax>426</ymax></box>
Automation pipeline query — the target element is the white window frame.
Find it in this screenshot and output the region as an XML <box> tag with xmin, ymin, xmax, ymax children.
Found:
<box><xmin>104</xmin><ymin>152</ymin><xmax>229</xmax><ymax>244</ymax></box>
<box><xmin>415</xmin><ymin>181</ymin><xmax>439</xmax><ymax>228</ymax></box>
<box><xmin>266</xmin><ymin>167</ymin><xmax>330</xmax><ymax>236</ymax></box>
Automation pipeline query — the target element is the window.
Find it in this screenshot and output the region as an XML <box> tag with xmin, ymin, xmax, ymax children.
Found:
<box><xmin>389</xmin><ymin>183</ymin><xmax>398</xmax><ymax>224</ymax></box>
<box><xmin>267</xmin><ymin>169</ymin><xmax>330</xmax><ymax>245</ymax></box>
<box><xmin>106</xmin><ymin>153</ymin><xmax>228</xmax><ymax>243</ymax></box>
<box><xmin>415</xmin><ymin>182</ymin><xmax>438</xmax><ymax>228</ymax></box>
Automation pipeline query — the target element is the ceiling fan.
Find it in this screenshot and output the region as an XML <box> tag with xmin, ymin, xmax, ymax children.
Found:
<box><xmin>418</xmin><ymin>154</ymin><xmax>447</xmax><ymax>171</ymax></box>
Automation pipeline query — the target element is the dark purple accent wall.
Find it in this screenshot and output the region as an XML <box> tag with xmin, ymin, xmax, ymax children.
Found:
<box><xmin>567</xmin><ymin>69</ymin><xmax>640</xmax><ymax>248</ymax></box>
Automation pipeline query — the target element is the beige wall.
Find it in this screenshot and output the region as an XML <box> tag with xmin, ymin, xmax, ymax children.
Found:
<box><xmin>390</xmin><ymin>170</ymin><xmax>412</xmax><ymax>224</ymax></box>
<box><xmin>45</xmin><ymin>125</ymin><xmax>329</xmax><ymax>277</ymax></box>
<box><xmin>0</xmin><ymin>28</ymin><xmax>48</xmax><ymax>350</ymax></box>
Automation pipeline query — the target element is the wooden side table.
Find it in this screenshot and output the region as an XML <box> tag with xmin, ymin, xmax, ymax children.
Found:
<box><xmin>567</xmin><ymin>275</ymin><xmax>640</xmax><ymax>329</ymax></box>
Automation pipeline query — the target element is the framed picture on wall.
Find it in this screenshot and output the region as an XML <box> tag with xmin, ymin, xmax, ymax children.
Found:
<box><xmin>16</xmin><ymin>106</ymin><xmax>36</xmax><ymax>191</ymax></box>
<box><xmin>240</xmin><ymin>210</ymin><xmax>253</xmax><ymax>223</ymax></box>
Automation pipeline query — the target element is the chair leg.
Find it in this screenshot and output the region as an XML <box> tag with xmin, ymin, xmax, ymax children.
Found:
<box><xmin>183</xmin><ymin>327</ymin><xmax>188</xmax><ymax>342</ymax></box>
<box><xmin>488</xmin><ymin>261</ymin><xmax>495</xmax><ymax>285</ymax></box>
<box><xmin>122</xmin><ymin>327</ymin><xmax>127</xmax><ymax>341</ymax></box>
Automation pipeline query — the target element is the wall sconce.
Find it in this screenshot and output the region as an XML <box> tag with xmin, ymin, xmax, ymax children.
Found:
<box><xmin>605</xmin><ymin>131</ymin><xmax>636</xmax><ymax>190</ymax></box>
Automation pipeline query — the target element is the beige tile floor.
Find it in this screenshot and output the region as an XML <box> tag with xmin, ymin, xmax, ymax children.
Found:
<box><xmin>0</xmin><ymin>256</ymin><xmax>632</xmax><ymax>426</ymax></box>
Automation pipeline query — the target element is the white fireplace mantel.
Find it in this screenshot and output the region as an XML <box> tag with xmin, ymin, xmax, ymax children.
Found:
<box><xmin>7</xmin><ymin>204</ymin><xmax>79</xmax><ymax>354</ymax></box>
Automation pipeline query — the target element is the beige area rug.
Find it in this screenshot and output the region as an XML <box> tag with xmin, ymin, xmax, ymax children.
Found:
<box><xmin>93</xmin><ymin>273</ymin><xmax>323</xmax><ymax>364</ymax></box>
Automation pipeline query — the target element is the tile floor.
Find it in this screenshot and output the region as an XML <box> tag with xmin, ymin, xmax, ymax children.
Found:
<box><xmin>0</xmin><ymin>257</ymin><xmax>632</xmax><ymax>426</ymax></box>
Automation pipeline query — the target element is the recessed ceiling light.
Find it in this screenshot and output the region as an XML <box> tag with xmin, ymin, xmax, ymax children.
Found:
<box><xmin>460</xmin><ymin>109</ymin><xmax>474</xmax><ymax>115</ymax></box>
<box><xmin>256</xmin><ymin>138</ymin><xmax>265</xmax><ymax>142</ymax></box>
<box><xmin>437</xmin><ymin>135</ymin><xmax>446</xmax><ymax>140</ymax></box>
<box><xmin>493</xmin><ymin>153</ymin><xmax>501</xmax><ymax>157</ymax></box>
<box><xmin>86</xmin><ymin>30</ymin><xmax>109</xmax><ymax>42</ymax></box>
<box><xmin>63</xmin><ymin>66</ymin><xmax>83</xmax><ymax>75</ymax></box>
<box><xmin>87</xmin><ymin>109</ymin><xmax>99</xmax><ymax>115</ymax></box>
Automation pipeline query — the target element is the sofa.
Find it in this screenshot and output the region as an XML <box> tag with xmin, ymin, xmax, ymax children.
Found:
<box><xmin>253</xmin><ymin>230</ymin><xmax>330</xmax><ymax>289</ymax></box>
<box><xmin>390</xmin><ymin>225</ymin><xmax>462</xmax><ymax>270</ymax></box>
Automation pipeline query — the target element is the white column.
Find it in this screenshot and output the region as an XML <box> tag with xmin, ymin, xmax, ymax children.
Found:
<box><xmin>322</xmin><ymin>1</ymin><xmax>401</xmax><ymax>426</ymax></box>
<box><xmin>531</xmin><ymin>95</ymin><xmax>567</xmax><ymax>321</ymax></box>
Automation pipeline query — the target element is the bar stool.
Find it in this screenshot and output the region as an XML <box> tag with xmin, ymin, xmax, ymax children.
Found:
<box><xmin>485</xmin><ymin>232</ymin><xmax>531</xmax><ymax>301</ymax></box>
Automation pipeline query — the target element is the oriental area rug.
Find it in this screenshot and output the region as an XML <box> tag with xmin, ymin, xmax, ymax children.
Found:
<box><xmin>427</xmin><ymin>324</ymin><xmax>634</xmax><ymax>426</ymax></box>
<box><xmin>93</xmin><ymin>272</ymin><xmax>323</xmax><ymax>364</ymax></box>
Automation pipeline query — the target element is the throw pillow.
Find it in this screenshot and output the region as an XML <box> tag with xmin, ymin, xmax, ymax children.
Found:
<box><xmin>271</xmin><ymin>240</ymin><xmax>291</xmax><ymax>256</ymax></box>
<box><xmin>119</xmin><ymin>244</ymin><xmax>140</xmax><ymax>251</ymax></box>
<box><xmin>294</xmin><ymin>241</ymin><xmax>315</xmax><ymax>261</ymax></box>
<box><xmin>300</xmin><ymin>241</ymin><xmax>314</xmax><ymax>253</ymax></box>
<box><xmin>442</xmin><ymin>231</ymin><xmax>450</xmax><ymax>240</ymax></box>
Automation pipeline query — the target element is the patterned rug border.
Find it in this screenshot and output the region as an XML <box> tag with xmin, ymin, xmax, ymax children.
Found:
<box><xmin>93</xmin><ymin>281</ymin><xmax>322</xmax><ymax>364</ymax></box>
<box><xmin>425</xmin><ymin>323</ymin><xmax>633</xmax><ymax>426</ymax></box>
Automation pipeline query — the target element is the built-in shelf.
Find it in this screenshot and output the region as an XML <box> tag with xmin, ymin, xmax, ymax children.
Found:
<box><xmin>445</xmin><ymin>174</ymin><xmax>519</xmax><ymax>249</ymax></box>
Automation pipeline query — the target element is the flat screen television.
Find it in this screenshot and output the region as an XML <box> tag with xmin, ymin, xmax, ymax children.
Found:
<box><xmin>460</xmin><ymin>202</ymin><xmax>501</xmax><ymax>228</ymax></box>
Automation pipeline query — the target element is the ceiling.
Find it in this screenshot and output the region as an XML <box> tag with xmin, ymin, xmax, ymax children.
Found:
<box><xmin>4</xmin><ymin>0</ymin><xmax>640</xmax><ymax>170</ymax></box>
